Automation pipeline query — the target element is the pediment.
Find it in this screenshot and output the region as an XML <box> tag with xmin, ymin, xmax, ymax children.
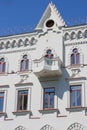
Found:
<box><xmin>36</xmin><ymin>2</ymin><xmax>66</xmax><ymax>30</ymax></box>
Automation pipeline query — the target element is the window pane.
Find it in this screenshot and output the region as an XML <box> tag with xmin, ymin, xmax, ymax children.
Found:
<box><xmin>71</xmin><ymin>91</ymin><xmax>75</xmax><ymax>107</ymax></box>
<box><xmin>0</xmin><ymin>98</ymin><xmax>4</xmax><ymax>111</ymax></box>
<box><xmin>50</xmin><ymin>93</ymin><xmax>54</xmax><ymax>108</ymax></box>
<box><xmin>2</xmin><ymin>63</ymin><xmax>5</xmax><ymax>72</ymax></box>
<box><xmin>44</xmin><ymin>88</ymin><xmax>54</xmax><ymax>93</ymax></box>
<box><xmin>77</xmin><ymin>91</ymin><xmax>81</xmax><ymax>106</ymax></box>
<box><xmin>18</xmin><ymin>90</ymin><xmax>28</xmax><ymax>95</ymax></box>
<box><xmin>44</xmin><ymin>93</ymin><xmax>48</xmax><ymax>108</ymax></box>
<box><xmin>71</xmin><ymin>54</ymin><xmax>75</xmax><ymax>64</ymax></box>
<box><xmin>0</xmin><ymin>92</ymin><xmax>4</xmax><ymax>112</ymax></box>
<box><xmin>21</xmin><ymin>60</ymin><xmax>25</xmax><ymax>71</ymax></box>
<box><xmin>18</xmin><ymin>95</ymin><xmax>22</xmax><ymax>110</ymax></box>
<box><xmin>76</xmin><ymin>53</ymin><xmax>80</xmax><ymax>64</ymax></box>
<box><xmin>70</xmin><ymin>85</ymin><xmax>81</xmax><ymax>107</ymax></box>
<box><xmin>25</xmin><ymin>60</ymin><xmax>29</xmax><ymax>70</ymax></box>
<box><xmin>24</xmin><ymin>95</ymin><xmax>28</xmax><ymax>110</ymax></box>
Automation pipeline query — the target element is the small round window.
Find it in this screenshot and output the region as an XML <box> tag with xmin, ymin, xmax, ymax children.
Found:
<box><xmin>46</xmin><ymin>19</ymin><xmax>54</xmax><ymax>28</ymax></box>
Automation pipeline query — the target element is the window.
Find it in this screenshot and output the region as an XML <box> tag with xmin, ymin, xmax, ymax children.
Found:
<box><xmin>17</xmin><ymin>90</ymin><xmax>28</xmax><ymax>111</ymax></box>
<box><xmin>45</xmin><ymin>49</ymin><xmax>53</xmax><ymax>59</ymax></box>
<box><xmin>43</xmin><ymin>88</ymin><xmax>55</xmax><ymax>109</ymax></box>
<box><xmin>20</xmin><ymin>55</ymin><xmax>29</xmax><ymax>71</ymax></box>
<box><xmin>70</xmin><ymin>85</ymin><xmax>81</xmax><ymax>108</ymax></box>
<box><xmin>0</xmin><ymin>58</ymin><xmax>6</xmax><ymax>73</ymax></box>
<box><xmin>0</xmin><ymin>92</ymin><xmax>4</xmax><ymax>112</ymax></box>
<box><xmin>71</xmin><ymin>48</ymin><xmax>80</xmax><ymax>65</ymax></box>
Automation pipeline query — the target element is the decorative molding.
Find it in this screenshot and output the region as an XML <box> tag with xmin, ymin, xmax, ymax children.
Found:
<box><xmin>64</xmin><ymin>41</ymin><xmax>87</xmax><ymax>46</ymax></box>
<box><xmin>0</xmin><ymin>48</ymin><xmax>36</xmax><ymax>54</ymax></box>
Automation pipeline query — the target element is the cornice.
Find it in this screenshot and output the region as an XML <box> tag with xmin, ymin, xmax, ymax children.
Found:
<box><xmin>64</xmin><ymin>40</ymin><xmax>87</xmax><ymax>46</ymax></box>
<box><xmin>0</xmin><ymin>47</ymin><xmax>36</xmax><ymax>54</ymax></box>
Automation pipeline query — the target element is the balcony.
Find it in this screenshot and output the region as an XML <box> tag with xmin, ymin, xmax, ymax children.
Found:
<box><xmin>33</xmin><ymin>57</ymin><xmax>62</xmax><ymax>78</ymax></box>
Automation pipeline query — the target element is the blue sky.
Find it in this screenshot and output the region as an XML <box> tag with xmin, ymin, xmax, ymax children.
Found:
<box><xmin>0</xmin><ymin>0</ymin><xmax>87</xmax><ymax>36</ymax></box>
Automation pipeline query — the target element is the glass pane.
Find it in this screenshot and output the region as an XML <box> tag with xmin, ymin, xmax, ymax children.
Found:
<box><xmin>0</xmin><ymin>92</ymin><xmax>4</xmax><ymax>97</ymax></box>
<box><xmin>24</xmin><ymin>95</ymin><xmax>28</xmax><ymax>110</ymax></box>
<box><xmin>71</xmin><ymin>54</ymin><xmax>75</xmax><ymax>64</ymax></box>
<box><xmin>18</xmin><ymin>95</ymin><xmax>22</xmax><ymax>110</ymax></box>
<box><xmin>71</xmin><ymin>86</ymin><xmax>81</xmax><ymax>90</ymax></box>
<box><xmin>0</xmin><ymin>98</ymin><xmax>4</xmax><ymax>112</ymax></box>
<box><xmin>18</xmin><ymin>90</ymin><xmax>28</xmax><ymax>95</ymax></box>
<box><xmin>25</xmin><ymin>60</ymin><xmax>29</xmax><ymax>70</ymax></box>
<box><xmin>71</xmin><ymin>91</ymin><xmax>75</xmax><ymax>107</ymax></box>
<box><xmin>44</xmin><ymin>93</ymin><xmax>48</xmax><ymax>108</ymax></box>
<box><xmin>2</xmin><ymin>63</ymin><xmax>5</xmax><ymax>72</ymax></box>
<box><xmin>44</xmin><ymin>88</ymin><xmax>54</xmax><ymax>93</ymax></box>
<box><xmin>0</xmin><ymin>64</ymin><xmax>2</xmax><ymax>72</ymax></box>
<box><xmin>50</xmin><ymin>93</ymin><xmax>54</xmax><ymax>108</ymax></box>
<box><xmin>76</xmin><ymin>53</ymin><xmax>80</xmax><ymax>64</ymax></box>
<box><xmin>77</xmin><ymin>91</ymin><xmax>81</xmax><ymax>106</ymax></box>
<box><xmin>21</xmin><ymin>60</ymin><xmax>25</xmax><ymax>71</ymax></box>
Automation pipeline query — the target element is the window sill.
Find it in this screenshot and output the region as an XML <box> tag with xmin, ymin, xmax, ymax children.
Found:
<box><xmin>39</xmin><ymin>108</ymin><xmax>58</xmax><ymax>113</ymax></box>
<box><xmin>68</xmin><ymin>64</ymin><xmax>83</xmax><ymax>69</ymax></box>
<box><xmin>66</xmin><ymin>107</ymin><xmax>86</xmax><ymax>112</ymax></box>
<box><xmin>0</xmin><ymin>112</ymin><xmax>6</xmax><ymax>116</ymax></box>
<box><xmin>12</xmin><ymin>110</ymin><xmax>31</xmax><ymax>115</ymax></box>
<box><xmin>0</xmin><ymin>73</ymin><xmax>8</xmax><ymax>76</ymax></box>
<box><xmin>17</xmin><ymin>70</ymin><xmax>32</xmax><ymax>75</ymax></box>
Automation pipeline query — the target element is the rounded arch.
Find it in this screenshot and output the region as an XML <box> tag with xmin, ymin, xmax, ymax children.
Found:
<box><xmin>11</xmin><ymin>40</ymin><xmax>17</xmax><ymax>48</ymax></box>
<box><xmin>40</xmin><ymin>124</ymin><xmax>55</xmax><ymax>130</ymax></box>
<box><xmin>70</xmin><ymin>31</ymin><xmax>76</xmax><ymax>40</ymax></box>
<box><xmin>84</xmin><ymin>30</ymin><xmax>87</xmax><ymax>38</ymax></box>
<box><xmin>18</xmin><ymin>39</ymin><xmax>23</xmax><ymax>47</ymax></box>
<box><xmin>67</xmin><ymin>122</ymin><xmax>85</xmax><ymax>130</ymax></box>
<box><xmin>77</xmin><ymin>30</ymin><xmax>83</xmax><ymax>39</ymax></box>
<box><xmin>24</xmin><ymin>38</ymin><xmax>29</xmax><ymax>46</ymax></box>
<box><xmin>30</xmin><ymin>37</ymin><xmax>37</xmax><ymax>45</ymax></box>
<box><xmin>43</xmin><ymin>47</ymin><xmax>57</xmax><ymax>58</ymax></box>
<box><xmin>5</xmin><ymin>41</ymin><xmax>11</xmax><ymax>49</ymax></box>
<box><xmin>0</xmin><ymin>42</ymin><xmax>5</xmax><ymax>49</ymax></box>
<box><xmin>15</xmin><ymin>125</ymin><xmax>27</xmax><ymax>130</ymax></box>
<box><xmin>64</xmin><ymin>32</ymin><xmax>70</xmax><ymax>40</ymax></box>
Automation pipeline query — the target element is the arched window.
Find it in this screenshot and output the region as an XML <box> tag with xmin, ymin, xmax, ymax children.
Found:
<box><xmin>71</xmin><ymin>48</ymin><xmax>80</xmax><ymax>65</ymax></box>
<box><xmin>45</xmin><ymin>49</ymin><xmax>53</xmax><ymax>58</ymax></box>
<box><xmin>20</xmin><ymin>55</ymin><xmax>29</xmax><ymax>71</ymax></box>
<box><xmin>0</xmin><ymin>58</ymin><xmax>6</xmax><ymax>73</ymax></box>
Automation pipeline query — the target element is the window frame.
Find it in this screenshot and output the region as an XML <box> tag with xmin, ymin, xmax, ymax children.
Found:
<box><xmin>0</xmin><ymin>89</ymin><xmax>7</xmax><ymax>114</ymax></box>
<box><xmin>70</xmin><ymin>85</ymin><xmax>82</xmax><ymax>108</ymax></box>
<box><xmin>20</xmin><ymin>55</ymin><xmax>29</xmax><ymax>72</ymax></box>
<box><xmin>15</xmin><ymin>87</ymin><xmax>31</xmax><ymax>112</ymax></box>
<box><xmin>71</xmin><ymin>48</ymin><xmax>80</xmax><ymax>66</ymax></box>
<box><xmin>43</xmin><ymin>87</ymin><xmax>55</xmax><ymax>110</ymax></box>
<box><xmin>17</xmin><ymin>90</ymin><xmax>28</xmax><ymax>111</ymax></box>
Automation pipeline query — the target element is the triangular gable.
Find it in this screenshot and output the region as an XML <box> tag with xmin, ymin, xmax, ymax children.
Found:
<box><xmin>36</xmin><ymin>2</ymin><xmax>66</xmax><ymax>30</ymax></box>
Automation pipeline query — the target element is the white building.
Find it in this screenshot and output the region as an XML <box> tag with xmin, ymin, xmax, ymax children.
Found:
<box><xmin>0</xmin><ymin>2</ymin><xmax>87</xmax><ymax>130</ymax></box>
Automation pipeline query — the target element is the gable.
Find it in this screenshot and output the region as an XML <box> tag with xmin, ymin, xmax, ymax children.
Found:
<box><xmin>36</xmin><ymin>2</ymin><xmax>66</xmax><ymax>30</ymax></box>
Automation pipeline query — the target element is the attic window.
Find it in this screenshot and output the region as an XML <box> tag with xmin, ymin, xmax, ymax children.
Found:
<box><xmin>46</xmin><ymin>20</ymin><xmax>54</xmax><ymax>28</ymax></box>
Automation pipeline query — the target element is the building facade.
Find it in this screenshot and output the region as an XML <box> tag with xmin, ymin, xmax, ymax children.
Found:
<box><xmin>0</xmin><ymin>2</ymin><xmax>87</xmax><ymax>130</ymax></box>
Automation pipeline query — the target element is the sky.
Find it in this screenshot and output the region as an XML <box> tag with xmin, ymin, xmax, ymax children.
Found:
<box><xmin>0</xmin><ymin>0</ymin><xmax>87</xmax><ymax>36</ymax></box>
